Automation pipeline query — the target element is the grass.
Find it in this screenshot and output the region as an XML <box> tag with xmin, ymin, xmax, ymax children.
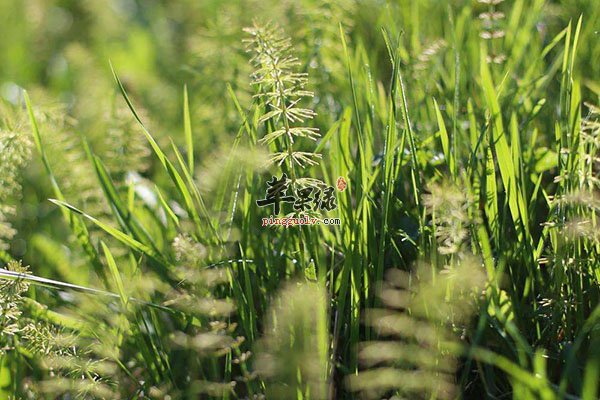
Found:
<box><xmin>0</xmin><ymin>0</ymin><xmax>599</xmax><ymax>399</ymax></box>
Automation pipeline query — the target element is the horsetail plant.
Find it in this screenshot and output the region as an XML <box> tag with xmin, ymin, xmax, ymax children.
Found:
<box><xmin>347</xmin><ymin>260</ymin><xmax>486</xmax><ymax>399</ymax></box>
<box><xmin>0</xmin><ymin>122</ymin><xmax>31</xmax><ymax>255</ymax></box>
<box><xmin>244</xmin><ymin>22</ymin><xmax>322</xmax><ymax>183</ymax></box>
<box><xmin>478</xmin><ymin>0</ymin><xmax>507</xmax><ymax>64</ymax></box>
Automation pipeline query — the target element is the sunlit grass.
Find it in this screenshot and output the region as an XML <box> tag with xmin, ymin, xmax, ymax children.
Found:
<box><xmin>0</xmin><ymin>1</ymin><xmax>599</xmax><ymax>399</ymax></box>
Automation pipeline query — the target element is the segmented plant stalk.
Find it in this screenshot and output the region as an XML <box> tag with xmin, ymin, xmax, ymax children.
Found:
<box><xmin>244</xmin><ymin>22</ymin><xmax>322</xmax><ymax>185</ymax></box>
<box><xmin>0</xmin><ymin>129</ymin><xmax>31</xmax><ymax>252</ymax></box>
<box><xmin>478</xmin><ymin>0</ymin><xmax>506</xmax><ymax>64</ymax></box>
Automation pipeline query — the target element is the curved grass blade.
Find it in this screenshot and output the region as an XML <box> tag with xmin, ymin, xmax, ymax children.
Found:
<box><xmin>23</xmin><ymin>91</ymin><xmax>107</xmax><ymax>285</ymax></box>
<box><xmin>183</xmin><ymin>84</ymin><xmax>194</xmax><ymax>174</ymax></box>
<box><xmin>0</xmin><ymin>268</ymin><xmax>174</xmax><ymax>315</ymax></box>
<box><xmin>109</xmin><ymin>62</ymin><xmax>210</xmax><ymax>241</ymax></box>
<box><xmin>101</xmin><ymin>241</ymin><xmax>128</xmax><ymax>307</ymax></box>
<box><xmin>49</xmin><ymin>199</ymin><xmax>174</xmax><ymax>283</ymax></box>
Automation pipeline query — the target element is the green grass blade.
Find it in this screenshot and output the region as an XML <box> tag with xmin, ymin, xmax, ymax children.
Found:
<box><xmin>49</xmin><ymin>199</ymin><xmax>173</xmax><ymax>281</ymax></box>
<box><xmin>23</xmin><ymin>91</ymin><xmax>107</xmax><ymax>285</ymax></box>
<box><xmin>101</xmin><ymin>241</ymin><xmax>128</xmax><ymax>306</ymax></box>
<box><xmin>433</xmin><ymin>97</ymin><xmax>454</xmax><ymax>176</ymax></box>
<box><xmin>480</xmin><ymin>51</ymin><xmax>531</xmax><ymax>244</ymax></box>
<box><xmin>183</xmin><ymin>84</ymin><xmax>194</xmax><ymax>175</ymax></box>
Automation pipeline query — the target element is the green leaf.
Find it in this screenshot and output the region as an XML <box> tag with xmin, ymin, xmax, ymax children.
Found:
<box><xmin>433</xmin><ymin>97</ymin><xmax>454</xmax><ymax>175</ymax></box>
<box><xmin>88</xmin><ymin>149</ymin><xmax>161</xmax><ymax>253</ymax></box>
<box><xmin>183</xmin><ymin>85</ymin><xmax>194</xmax><ymax>174</ymax></box>
<box><xmin>101</xmin><ymin>241</ymin><xmax>128</xmax><ymax>307</ymax></box>
<box><xmin>49</xmin><ymin>199</ymin><xmax>173</xmax><ymax>282</ymax></box>
<box><xmin>110</xmin><ymin>63</ymin><xmax>216</xmax><ymax>242</ymax></box>
<box><xmin>480</xmin><ymin>52</ymin><xmax>531</xmax><ymax>245</ymax></box>
<box><xmin>23</xmin><ymin>91</ymin><xmax>107</xmax><ymax>285</ymax></box>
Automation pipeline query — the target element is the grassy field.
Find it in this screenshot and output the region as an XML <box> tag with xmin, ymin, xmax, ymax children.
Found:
<box><xmin>0</xmin><ymin>0</ymin><xmax>599</xmax><ymax>399</ymax></box>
